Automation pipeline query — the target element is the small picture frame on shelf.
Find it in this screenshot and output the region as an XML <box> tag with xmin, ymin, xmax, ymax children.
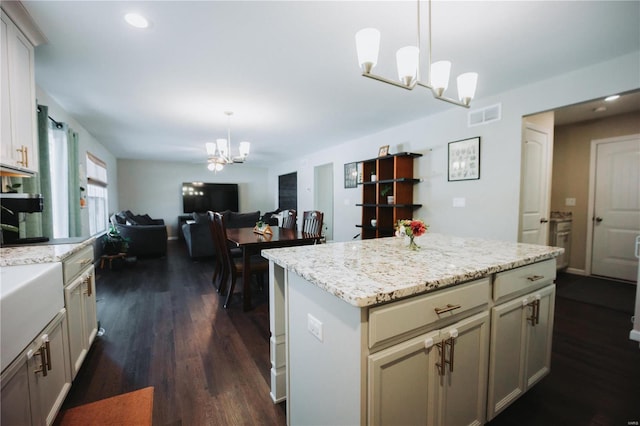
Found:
<box><xmin>378</xmin><ymin>145</ymin><xmax>390</xmax><ymax>157</ymax></box>
<box><xmin>448</xmin><ymin>137</ymin><xmax>480</xmax><ymax>181</ymax></box>
<box><xmin>344</xmin><ymin>162</ymin><xmax>358</xmax><ymax>188</ymax></box>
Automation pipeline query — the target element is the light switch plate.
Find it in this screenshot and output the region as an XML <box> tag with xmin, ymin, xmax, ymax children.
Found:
<box><xmin>565</xmin><ymin>197</ymin><xmax>576</xmax><ymax>206</ymax></box>
<box><xmin>453</xmin><ymin>197</ymin><xmax>466</xmax><ymax>208</ymax></box>
<box><xmin>307</xmin><ymin>314</ymin><xmax>323</xmax><ymax>342</ymax></box>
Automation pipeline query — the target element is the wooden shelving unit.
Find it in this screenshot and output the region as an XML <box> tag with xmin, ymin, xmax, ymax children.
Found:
<box><xmin>356</xmin><ymin>152</ymin><xmax>422</xmax><ymax>239</ymax></box>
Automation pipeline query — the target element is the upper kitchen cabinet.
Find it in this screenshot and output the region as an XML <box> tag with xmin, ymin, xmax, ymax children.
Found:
<box><xmin>0</xmin><ymin>4</ymin><xmax>46</xmax><ymax>176</ymax></box>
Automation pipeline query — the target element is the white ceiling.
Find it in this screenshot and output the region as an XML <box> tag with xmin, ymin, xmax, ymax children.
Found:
<box><xmin>22</xmin><ymin>1</ymin><xmax>640</xmax><ymax>167</ymax></box>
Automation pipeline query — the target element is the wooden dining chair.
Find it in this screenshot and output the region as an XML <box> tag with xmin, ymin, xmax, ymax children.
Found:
<box><xmin>280</xmin><ymin>209</ymin><xmax>297</xmax><ymax>230</ymax></box>
<box><xmin>212</xmin><ymin>212</ymin><xmax>269</xmax><ymax>309</ymax></box>
<box><xmin>302</xmin><ymin>210</ymin><xmax>323</xmax><ymax>236</ymax></box>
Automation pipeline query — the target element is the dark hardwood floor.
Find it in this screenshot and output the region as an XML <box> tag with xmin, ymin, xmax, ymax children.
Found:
<box><xmin>56</xmin><ymin>241</ymin><xmax>640</xmax><ymax>425</ymax></box>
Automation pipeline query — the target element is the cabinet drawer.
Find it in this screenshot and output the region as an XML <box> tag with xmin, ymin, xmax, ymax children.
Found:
<box><xmin>63</xmin><ymin>245</ymin><xmax>94</xmax><ymax>284</ymax></box>
<box><xmin>369</xmin><ymin>277</ymin><xmax>490</xmax><ymax>349</ymax></box>
<box><xmin>493</xmin><ymin>259</ymin><xmax>555</xmax><ymax>303</ymax></box>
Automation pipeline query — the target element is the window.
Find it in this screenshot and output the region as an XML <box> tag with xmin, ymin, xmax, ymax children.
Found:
<box><xmin>86</xmin><ymin>153</ymin><xmax>108</xmax><ymax>235</ymax></box>
<box><xmin>48</xmin><ymin>121</ymin><xmax>69</xmax><ymax>238</ymax></box>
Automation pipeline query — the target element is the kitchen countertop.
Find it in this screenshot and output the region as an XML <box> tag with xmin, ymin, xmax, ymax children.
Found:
<box><xmin>0</xmin><ymin>237</ymin><xmax>96</xmax><ymax>267</ymax></box>
<box><xmin>262</xmin><ymin>233</ymin><xmax>563</xmax><ymax>308</ymax></box>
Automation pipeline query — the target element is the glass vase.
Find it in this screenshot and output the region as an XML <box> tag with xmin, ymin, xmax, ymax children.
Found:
<box><xmin>408</xmin><ymin>235</ymin><xmax>419</xmax><ymax>250</ymax></box>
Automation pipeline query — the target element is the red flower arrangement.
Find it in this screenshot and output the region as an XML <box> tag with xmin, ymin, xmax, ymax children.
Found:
<box><xmin>396</xmin><ymin>219</ymin><xmax>428</xmax><ymax>250</ymax></box>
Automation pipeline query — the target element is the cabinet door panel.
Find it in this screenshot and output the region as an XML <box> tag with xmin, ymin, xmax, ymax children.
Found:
<box><xmin>525</xmin><ymin>285</ymin><xmax>555</xmax><ymax>388</ymax></box>
<box><xmin>83</xmin><ymin>268</ymin><xmax>98</xmax><ymax>348</ymax></box>
<box><xmin>64</xmin><ymin>276</ymin><xmax>85</xmax><ymax>378</ymax></box>
<box><xmin>1</xmin><ymin>355</ymin><xmax>33</xmax><ymax>426</ymax></box>
<box><xmin>368</xmin><ymin>330</ymin><xmax>440</xmax><ymax>426</ymax></box>
<box><xmin>32</xmin><ymin>312</ymin><xmax>71</xmax><ymax>426</ymax></box>
<box><xmin>487</xmin><ymin>296</ymin><xmax>527</xmax><ymax>420</ymax></box>
<box><xmin>438</xmin><ymin>311</ymin><xmax>489</xmax><ymax>426</ymax></box>
<box><xmin>1</xmin><ymin>16</ymin><xmax>13</xmax><ymax>161</ymax></box>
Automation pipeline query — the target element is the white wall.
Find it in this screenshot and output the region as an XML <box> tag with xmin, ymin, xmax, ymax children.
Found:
<box><xmin>117</xmin><ymin>159</ymin><xmax>273</xmax><ymax>239</ymax></box>
<box><xmin>36</xmin><ymin>85</ymin><xmax>118</xmax><ymax>237</ymax></box>
<box><xmin>270</xmin><ymin>52</ymin><xmax>640</xmax><ymax>242</ymax></box>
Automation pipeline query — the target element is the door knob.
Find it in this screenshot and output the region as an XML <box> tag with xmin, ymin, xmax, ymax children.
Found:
<box><xmin>595</xmin><ymin>217</ymin><xmax>603</xmax><ymax>223</ymax></box>
<box><xmin>540</xmin><ymin>218</ymin><xmax>549</xmax><ymax>223</ymax></box>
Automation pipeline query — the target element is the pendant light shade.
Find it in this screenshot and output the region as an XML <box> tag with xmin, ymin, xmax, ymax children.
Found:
<box><xmin>396</xmin><ymin>46</ymin><xmax>419</xmax><ymax>86</ymax></box>
<box><xmin>355</xmin><ymin>28</ymin><xmax>381</xmax><ymax>73</ymax></box>
<box><xmin>430</xmin><ymin>60</ymin><xmax>451</xmax><ymax>96</ymax></box>
<box><xmin>457</xmin><ymin>72</ymin><xmax>478</xmax><ymax>105</ymax></box>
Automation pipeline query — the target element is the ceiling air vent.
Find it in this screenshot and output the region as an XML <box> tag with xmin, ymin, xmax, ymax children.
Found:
<box><xmin>468</xmin><ymin>103</ymin><xmax>501</xmax><ymax>127</ymax></box>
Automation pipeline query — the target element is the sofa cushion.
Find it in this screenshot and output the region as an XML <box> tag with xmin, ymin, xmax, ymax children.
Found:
<box><xmin>228</xmin><ymin>210</ymin><xmax>260</xmax><ymax>228</ymax></box>
<box><xmin>134</xmin><ymin>214</ymin><xmax>155</xmax><ymax>225</ymax></box>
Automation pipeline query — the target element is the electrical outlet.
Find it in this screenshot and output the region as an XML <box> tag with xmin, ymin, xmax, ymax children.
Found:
<box><xmin>307</xmin><ymin>314</ymin><xmax>323</xmax><ymax>342</ymax></box>
<box><xmin>565</xmin><ymin>197</ymin><xmax>576</xmax><ymax>206</ymax></box>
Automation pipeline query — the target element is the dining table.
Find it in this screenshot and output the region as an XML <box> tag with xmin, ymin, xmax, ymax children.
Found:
<box><xmin>225</xmin><ymin>226</ymin><xmax>321</xmax><ymax>311</ymax></box>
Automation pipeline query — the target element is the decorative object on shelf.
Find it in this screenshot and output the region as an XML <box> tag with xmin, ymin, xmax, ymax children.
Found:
<box><xmin>380</xmin><ymin>184</ymin><xmax>393</xmax><ymax>204</ymax></box>
<box><xmin>395</xmin><ymin>219</ymin><xmax>428</xmax><ymax>250</ymax></box>
<box><xmin>205</xmin><ymin>111</ymin><xmax>251</xmax><ymax>173</ymax></box>
<box><xmin>370</xmin><ymin>171</ymin><xmax>377</xmax><ymax>182</ymax></box>
<box><xmin>355</xmin><ymin>0</ymin><xmax>478</xmax><ymax>108</ymax></box>
<box><xmin>253</xmin><ymin>220</ymin><xmax>273</xmax><ymax>235</ymax></box>
<box><xmin>448</xmin><ymin>136</ymin><xmax>480</xmax><ymax>181</ymax></box>
<box><xmin>344</xmin><ymin>162</ymin><xmax>358</xmax><ymax>188</ymax></box>
<box><xmin>378</xmin><ymin>145</ymin><xmax>389</xmax><ymax>157</ymax></box>
<box><xmin>370</xmin><ymin>218</ymin><xmax>377</xmax><ymax>227</ymax></box>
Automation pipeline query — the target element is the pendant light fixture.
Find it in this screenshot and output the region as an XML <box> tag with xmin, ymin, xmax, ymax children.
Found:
<box><xmin>206</xmin><ymin>111</ymin><xmax>251</xmax><ymax>172</ymax></box>
<box><xmin>355</xmin><ymin>0</ymin><xmax>478</xmax><ymax>108</ymax></box>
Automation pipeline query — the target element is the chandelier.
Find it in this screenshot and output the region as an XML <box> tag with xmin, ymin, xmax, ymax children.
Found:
<box><xmin>206</xmin><ymin>111</ymin><xmax>251</xmax><ymax>172</ymax></box>
<box><xmin>355</xmin><ymin>0</ymin><xmax>478</xmax><ymax>108</ymax></box>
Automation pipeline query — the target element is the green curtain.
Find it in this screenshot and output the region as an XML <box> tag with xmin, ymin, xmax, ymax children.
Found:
<box><xmin>67</xmin><ymin>127</ymin><xmax>81</xmax><ymax>237</ymax></box>
<box><xmin>20</xmin><ymin>105</ymin><xmax>53</xmax><ymax>238</ymax></box>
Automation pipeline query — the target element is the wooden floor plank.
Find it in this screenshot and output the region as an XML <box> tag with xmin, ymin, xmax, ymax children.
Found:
<box><xmin>56</xmin><ymin>241</ymin><xmax>639</xmax><ymax>425</ymax></box>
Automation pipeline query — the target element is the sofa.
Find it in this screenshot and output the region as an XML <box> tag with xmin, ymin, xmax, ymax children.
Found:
<box><xmin>182</xmin><ymin>210</ymin><xmax>267</xmax><ymax>258</ymax></box>
<box><xmin>110</xmin><ymin>210</ymin><xmax>168</xmax><ymax>257</ymax></box>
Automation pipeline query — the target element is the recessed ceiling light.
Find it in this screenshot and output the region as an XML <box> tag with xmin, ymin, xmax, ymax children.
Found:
<box><xmin>124</xmin><ymin>13</ymin><xmax>149</xmax><ymax>29</ymax></box>
<box><xmin>604</xmin><ymin>95</ymin><xmax>620</xmax><ymax>102</ymax></box>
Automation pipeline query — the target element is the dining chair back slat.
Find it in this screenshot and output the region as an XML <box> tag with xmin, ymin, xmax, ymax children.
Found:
<box><xmin>302</xmin><ymin>210</ymin><xmax>323</xmax><ymax>236</ymax></box>
<box><xmin>281</xmin><ymin>209</ymin><xmax>297</xmax><ymax>230</ymax></box>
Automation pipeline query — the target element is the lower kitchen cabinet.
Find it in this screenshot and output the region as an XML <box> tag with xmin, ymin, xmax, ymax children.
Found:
<box><xmin>64</xmin><ymin>265</ymin><xmax>97</xmax><ymax>378</ymax></box>
<box><xmin>1</xmin><ymin>309</ymin><xmax>71</xmax><ymax>426</ymax></box>
<box><xmin>368</xmin><ymin>311</ymin><xmax>489</xmax><ymax>426</ymax></box>
<box><xmin>487</xmin><ymin>284</ymin><xmax>555</xmax><ymax>420</ymax></box>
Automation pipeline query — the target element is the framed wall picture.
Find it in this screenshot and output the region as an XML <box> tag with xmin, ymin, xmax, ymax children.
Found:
<box><xmin>448</xmin><ymin>137</ymin><xmax>480</xmax><ymax>181</ymax></box>
<box><xmin>378</xmin><ymin>145</ymin><xmax>389</xmax><ymax>157</ymax></box>
<box><xmin>344</xmin><ymin>162</ymin><xmax>358</xmax><ymax>188</ymax></box>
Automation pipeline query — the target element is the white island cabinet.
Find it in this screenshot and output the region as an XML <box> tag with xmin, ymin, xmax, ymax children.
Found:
<box><xmin>262</xmin><ymin>234</ymin><xmax>562</xmax><ymax>426</ymax></box>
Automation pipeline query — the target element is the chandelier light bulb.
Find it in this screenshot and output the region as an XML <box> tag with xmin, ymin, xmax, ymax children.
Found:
<box><xmin>355</xmin><ymin>28</ymin><xmax>381</xmax><ymax>73</ymax></box>
<box><xmin>396</xmin><ymin>46</ymin><xmax>419</xmax><ymax>87</ymax></box>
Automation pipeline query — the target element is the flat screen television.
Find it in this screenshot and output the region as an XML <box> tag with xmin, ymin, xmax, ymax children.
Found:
<box><xmin>182</xmin><ymin>182</ymin><xmax>239</xmax><ymax>213</ymax></box>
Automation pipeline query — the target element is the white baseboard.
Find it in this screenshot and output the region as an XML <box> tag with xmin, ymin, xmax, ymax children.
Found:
<box><xmin>564</xmin><ymin>267</ymin><xmax>586</xmax><ymax>276</ymax></box>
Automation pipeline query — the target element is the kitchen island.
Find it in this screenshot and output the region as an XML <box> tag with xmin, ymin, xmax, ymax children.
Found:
<box><xmin>262</xmin><ymin>234</ymin><xmax>563</xmax><ymax>425</ymax></box>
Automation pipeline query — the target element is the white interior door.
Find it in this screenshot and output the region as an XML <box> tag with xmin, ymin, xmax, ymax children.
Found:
<box><xmin>314</xmin><ymin>163</ymin><xmax>333</xmax><ymax>241</ymax></box>
<box><xmin>591</xmin><ymin>135</ymin><xmax>640</xmax><ymax>282</ymax></box>
<box><xmin>519</xmin><ymin>125</ymin><xmax>551</xmax><ymax>245</ymax></box>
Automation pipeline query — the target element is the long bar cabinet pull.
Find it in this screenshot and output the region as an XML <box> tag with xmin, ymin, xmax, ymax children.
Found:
<box><xmin>436</xmin><ymin>340</ymin><xmax>447</xmax><ymax>377</ymax></box>
<box><xmin>447</xmin><ymin>329</ymin><xmax>458</xmax><ymax>372</ymax></box>
<box><xmin>33</xmin><ymin>345</ymin><xmax>48</xmax><ymax>377</ymax></box>
<box><xmin>83</xmin><ymin>276</ymin><xmax>93</xmax><ymax>297</ymax></box>
<box><xmin>434</xmin><ymin>303</ymin><xmax>462</xmax><ymax>315</ymax></box>
<box><xmin>42</xmin><ymin>335</ymin><xmax>52</xmax><ymax>371</ymax></box>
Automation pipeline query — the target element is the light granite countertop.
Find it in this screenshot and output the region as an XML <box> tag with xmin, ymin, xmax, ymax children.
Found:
<box><xmin>0</xmin><ymin>237</ymin><xmax>96</xmax><ymax>267</ymax></box>
<box><xmin>262</xmin><ymin>233</ymin><xmax>564</xmax><ymax>308</ymax></box>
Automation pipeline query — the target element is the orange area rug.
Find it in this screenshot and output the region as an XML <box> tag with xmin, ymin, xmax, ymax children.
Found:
<box><xmin>57</xmin><ymin>386</ymin><xmax>154</xmax><ymax>426</ymax></box>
